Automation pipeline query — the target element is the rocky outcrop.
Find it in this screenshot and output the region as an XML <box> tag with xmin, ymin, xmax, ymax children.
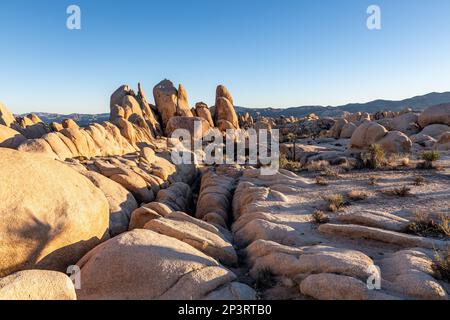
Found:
<box><xmin>76</xmin><ymin>229</ymin><xmax>255</xmax><ymax>300</ymax></box>
<box><xmin>0</xmin><ymin>148</ymin><xmax>109</xmax><ymax>277</ymax></box>
<box><xmin>78</xmin><ymin>170</ymin><xmax>138</xmax><ymax>237</ymax></box>
<box><xmin>386</xmin><ymin>112</ymin><xmax>420</xmax><ymax>135</ymax></box>
<box><xmin>0</xmin><ymin>124</ymin><xmax>26</xmax><ymax>148</ymax></box>
<box><xmin>435</xmin><ymin>131</ymin><xmax>450</xmax><ymax>150</ymax></box>
<box><xmin>418</xmin><ymin>103</ymin><xmax>450</xmax><ymax>127</ymax></box>
<box><xmin>0</xmin><ymin>270</ymin><xmax>77</xmax><ymax>300</ymax></box>
<box><xmin>0</xmin><ymin>102</ymin><xmax>16</xmax><ymax>127</ymax></box>
<box><xmin>165</xmin><ymin>116</ymin><xmax>211</xmax><ymax>140</ymax></box>
<box><xmin>376</xmin><ymin>131</ymin><xmax>412</xmax><ymax>153</ymax></box>
<box><xmin>215</xmin><ymin>85</ymin><xmax>239</xmax><ymax>130</ymax></box>
<box><xmin>196</xmin><ymin>171</ymin><xmax>236</xmax><ymax>228</ymax></box>
<box><xmin>195</xmin><ymin>102</ymin><xmax>215</xmax><ymax>127</ymax></box>
<box><xmin>350</xmin><ymin>122</ymin><xmax>388</xmax><ymax>149</ymax></box>
<box><xmin>176</xmin><ymin>84</ymin><xmax>194</xmax><ymax>118</ymax></box>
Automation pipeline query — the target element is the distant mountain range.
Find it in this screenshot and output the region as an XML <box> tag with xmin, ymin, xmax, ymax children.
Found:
<box><xmin>19</xmin><ymin>112</ymin><xmax>110</xmax><ymax>127</ymax></box>
<box><xmin>22</xmin><ymin>91</ymin><xmax>450</xmax><ymax>126</ymax></box>
<box><xmin>236</xmin><ymin>91</ymin><xmax>450</xmax><ymax>118</ymax></box>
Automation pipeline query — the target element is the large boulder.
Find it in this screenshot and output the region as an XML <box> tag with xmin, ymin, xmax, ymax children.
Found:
<box><xmin>377</xmin><ymin>131</ymin><xmax>412</xmax><ymax>153</ymax></box>
<box><xmin>0</xmin><ymin>148</ymin><xmax>110</xmax><ymax>277</ymax></box>
<box><xmin>418</xmin><ymin>103</ymin><xmax>450</xmax><ymax>127</ymax></box>
<box><xmin>76</xmin><ymin>229</ymin><xmax>255</xmax><ymax>300</ymax></box>
<box><xmin>121</xmin><ymin>95</ymin><xmax>143</xmax><ymax>119</ymax></box>
<box><xmin>110</xmin><ymin>85</ymin><xmax>131</xmax><ymax>112</ymax></box>
<box><xmin>0</xmin><ymin>124</ymin><xmax>27</xmax><ymax>148</ymax></box>
<box><xmin>216</xmin><ymin>85</ymin><xmax>234</xmax><ymax>106</ymax></box>
<box><xmin>340</xmin><ymin>122</ymin><xmax>357</xmax><ymax>139</ymax></box>
<box><xmin>215</xmin><ymin>97</ymin><xmax>239</xmax><ymax>130</ymax></box>
<box><xmin>350</xmin><ymin>122</ymin><xmax>388</xmax><ymax>149</ymax></box>
<box><xmin>80</xmin><ymin>171</ymin><xmax>138</xmax><ymax>237</ymax></box>
<box><xmin>137</xmin><ymin>83</ymin><xmax>163</xmax><ymax>137</ymax></box>
<box><xmin>0</xmin><ymin>270</ymin><xmax>76</xmax><ymax>300</ymax></box>
<box><xmin>414</xmin><ymin>124</ymin><xmax>450</xmax><ymax>139</ymax></box>
<box><xmin>165</xmin><ymin>116</ymin><xmax>211</xmax><ymax>140</ymax></box>
<box><xmin>215</xmin><ymin>85</ymin><xmax>239</xmax><ymax>129</ymax></box>
<box><xmin>195</xmin><ymin>102</ymin><xmax>215</xmax><ymax>127</ymax></box>
<box><xmin>153</xmin><ymin>79</ymin><xmax>178</xmax><ymax>130</ymax></box>
<box><xmin>387</xmin><ymin>112</ymin><xmax>420</xmax><ymax>135</ymax></box>
<box><xmin>144</xmin><ymin>216</ymin><xmax>238</xmax><ymax>266</ymax></box>
<box><xmin>435</xmin><ymin>131</ymin><xmax>450</xmax><ymax>150</ymax></box>
<box><xmin>0</xmin><ymin>102</ymin><xmax>16</xmax><ymax>127</ymax></box>
<box><xmin>328</xmin><ymin>119</ymin><xmax>348</xmax><ymax>138</ymax></box>
<box><xmin>177</xmin><ymin>84</ymin><xmax>194</xmax><ymax>117</ymax></box>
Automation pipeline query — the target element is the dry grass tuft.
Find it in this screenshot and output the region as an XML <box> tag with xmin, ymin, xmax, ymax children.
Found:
<box><xmin>312</xmin><ymin>210</ymin><xmax>330</xmax><ymax>224</ymax></box>
<box><xmin>381</xmin><ymin>185</ymin><xmax>411</xmax><ymax>197</ymax></box>
<box><xmin>433</xmin><ymin>248</ymin><xmax>450</xmax><ymax>282</ymax></box>
<box><xmin>412</xmin><ymin>176</ymin><xmax>426</xmax><ymax>186</ymax></box>
<box><xmin>279</xmin><ymin>153</ymin><xmax>301</xmax><ymax>172</ymax></box>
<box><xmin>306</xmin><ymin>160</ymin><xmax>330</xmax><ymax>172</ymax></box>
<box><xmin>361</xmin><ymin>144</ymin><xmax>386</xmax><ymax>169</ymax></box>
<box><xmin>347</xmin><ymin>190</ymin><xmax>368</xmax><ymax>201</ymax></box>
<box><xmin>323</xmin><ymin>194</ymin><xmax>345</xmax><ymax>212</ymax></box>
<box><xmin>406</xmin><ymin>212</ymin><xmax>449</xmax><ymax>239</ymax></box>
<box><xmin>315</xmin><ymin>176</ymin><xmax>329</xmax><ymax>186</ymax></box>
<box><xmin>320</xmin><ymin>166</ymin><xmax>342</xmax><ymax>178</ymax></box>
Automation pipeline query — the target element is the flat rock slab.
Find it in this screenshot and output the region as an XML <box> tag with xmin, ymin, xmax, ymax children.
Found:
<box><xmin>319</xmin><ymin>223</ymin><xmax>449</xmax><ymax>250</ymax></box>
<box><xmin>336</xmin><ymin>210</ymin><xmax>409</xmax><ymax>232</ymax></box>
<box><xmin>145</xmin><ymin>217</ymin><xmax>238</xmax><ymax>266</ymax></box>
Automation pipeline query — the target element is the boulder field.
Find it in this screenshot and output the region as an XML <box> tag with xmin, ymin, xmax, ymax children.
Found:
<box><xmin>0</xmin><ymin>81</ymin><xmax>449</xmax><ymax>300</ymax></box>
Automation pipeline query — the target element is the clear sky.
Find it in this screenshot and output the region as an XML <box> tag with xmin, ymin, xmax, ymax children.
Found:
<box><xmin>1</xmin><ymin>0</ymin><xmax>450</xmax><ymax>114</ymax></box>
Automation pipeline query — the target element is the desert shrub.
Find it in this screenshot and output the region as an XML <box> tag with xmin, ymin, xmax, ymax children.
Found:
<box><xmin>254</xmin><ymin>268</ymin><xmax>277</xmax><ymax>292</ymax></box>
<box><xmin>312</xmin><ymin>210</ymin><xmax>330</xmax><ymax>224</ymax></box>
<box><xmin>422</xmin><ymin>150</ymin><xmax>440</xmax><ymax>162</ymax></box>
<box><xmin>320</xmin><ymin>166</ymin><xmax>342</xmax><ymax>178</ymax></box>
<box><xmin>406</xmin><ymin>212</ymin><xmax>449</xmax><ymax>238</ymax></box>
<box><xmin>381</xmin><ymin>185</ymin><xmax>411</xmax><ymax>197</ymax></box>
<box><xmin>361</xmin><ymin>144</ymin><xmax>386</xmax><ymax>169</ymax></box>
<box><xmin>418</xmin><ymin>151</ymin><xmax>440</xmax><ymax>169</ymax></box>
<box><xmin>279</xmin><ymin>153</ymin><xmax>301</xmax><ymax>172</ymax></box>
<box><xmin>306</xmin><ymin>160</ymin><xmax>330</xmax><ymax>172</ymax></box>
<box><xmin>433</xmin><ymin>248</ymin><xmax>450</xmax><ymax>282</ymax></box>
<box><xmin>315</xmin><ymin>176</ymin><xmax>329</xmax><ymax>186</ymax></box>
<box><xmin>347</xmin><ymin>190</ymin><xmax>368</xmax><ymax>201</ymax></box>
<box><xmin>323</xmin><ymin>194</ymin><xmax>345</xmax><ymax>212</ymax></box>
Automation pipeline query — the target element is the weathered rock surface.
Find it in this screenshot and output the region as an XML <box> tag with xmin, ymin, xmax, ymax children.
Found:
<box><xmin>0</xmin><ymin>124</ymin><xmax>26</xmax><ymax>148</ymax></box>
<box><xmin>418</xmin><ymin>103</ymin><xmax>450</xmax><ymax>127</ymax></box>
<box><xmin>144</xmin><ymin>217</ymin><xmax>238</xmax><ymax>266</ymax></box>
<box><xmin>0</xmin><ymin>148</ymin><xmax>109</xmax><ymax>277</ymax></box>
<box><xmin>0</xmin><ymin>102</ymin><xmax>16</xmax><ymax>127</ymax></box>
<box><xmin>318</xmin><ymin>224</ymin><xmax>448</xmax><ymax>250</ymax></box>
<box><xmin>80</xmin><ymin>170</ymin><xmax>138</xmax><ymax>237</ymax></box>
<box><xmin>0</xmin><ymin>270</ymin><xmax>77</xmax><ymax>300</ymax></box>
<box><xmin>153</xmin><ymin>79</ymin><xmax>179</xmax><ymax>131</ymax></box>
<box><xmin>76</xmin><ymin>229</ymin><xmax>254</xmax><ymax>300</ymax></box>
<box><xmin>376</xmin><ymin>131</ymin><xmax>412</xmax><ymax>153</ymax></box>
<box><xmin>350</xmin><ymin>122</ymin><xmax>388</xmax><ymax>149</ymax></box>
<box><xmin>195</xmin><ymin>102</ymin><xmax>215</xmax><ymax>127</ymax></box>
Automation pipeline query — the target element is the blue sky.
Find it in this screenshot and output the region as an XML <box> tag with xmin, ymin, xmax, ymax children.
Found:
<box><xmin>1</xmin><ymin>0</ymin><xmax>450</xmax><ymax>114</ymax></box>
